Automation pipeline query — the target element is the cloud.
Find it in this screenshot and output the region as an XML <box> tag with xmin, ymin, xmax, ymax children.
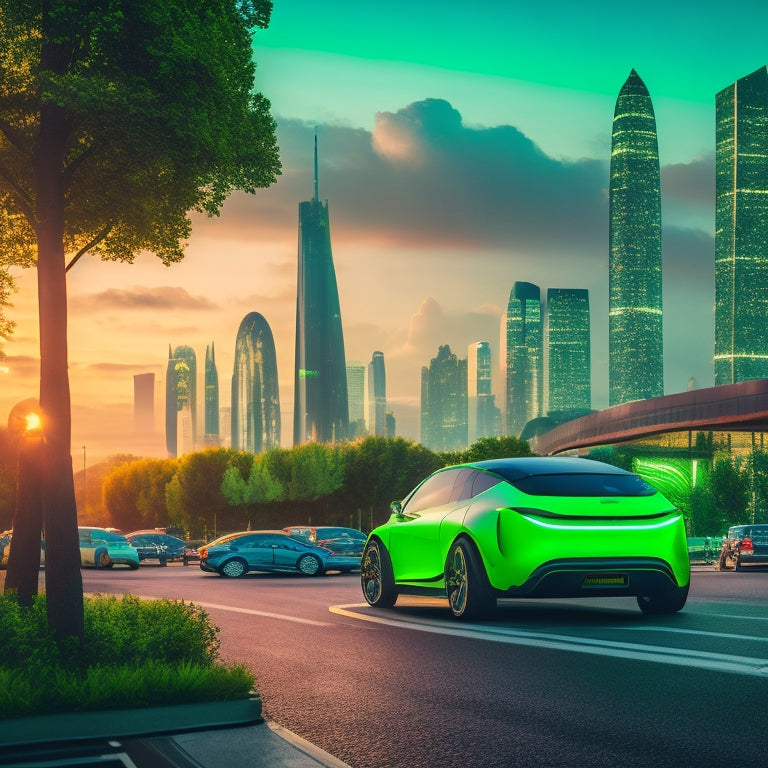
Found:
<box><xmin>661</xmin><ymin>154</ymin><xmax>715</xmax><ymax>206</ymax></box>
<box><xmin>70</xmin><ymin>286</ymin><xmax>218</xmax><ymax>312</ymax></box>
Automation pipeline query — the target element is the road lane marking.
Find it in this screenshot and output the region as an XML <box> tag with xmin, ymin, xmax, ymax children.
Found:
<box><xmin>196</xmin><ymin>601</ymin><xmax>331</xmax><ymax>625</ymax></box>
<box><xmin>617</xmin><ymin>625</ymin><xmax>768</xmax><ymax>642</ymax></box>
<box><xmin>330</xmin><ymin>603</ymin><xmax>768</xmax><ymax>677</ymax></box>
<box><xmin>134</xmin><ymin>595</ymin><xmax>330</xmax><ymax>626</ymax></box>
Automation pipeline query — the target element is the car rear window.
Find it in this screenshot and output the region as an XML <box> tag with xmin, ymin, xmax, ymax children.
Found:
<box><xmin>511</xmin><ymin>473</ymin><xmax>657</xmax><ymax>497</ymax></box>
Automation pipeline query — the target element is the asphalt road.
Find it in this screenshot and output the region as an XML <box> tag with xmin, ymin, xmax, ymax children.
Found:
<box><xmin>83</xmin><ymin>564</ymin><xmax>768</xmax><ymax>768</ymax></box>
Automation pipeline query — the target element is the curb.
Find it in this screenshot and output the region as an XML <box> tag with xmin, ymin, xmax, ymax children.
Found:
<box><xmin>0</xmin><ymin>694</ymin><xmax>263</xmax><ymax>748</ymax></box>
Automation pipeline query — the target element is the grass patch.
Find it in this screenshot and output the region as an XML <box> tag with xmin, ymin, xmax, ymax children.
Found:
<box><xmin>0</xmin><ymin>593</ymin><xmax>255</xmax><ymax>719</ymax></box>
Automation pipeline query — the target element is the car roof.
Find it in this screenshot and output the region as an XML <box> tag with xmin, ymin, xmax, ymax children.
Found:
<box><xmin>467</xmin><ymin>457</ymin><xmax>634</xmax><ymax>480</ymax></box>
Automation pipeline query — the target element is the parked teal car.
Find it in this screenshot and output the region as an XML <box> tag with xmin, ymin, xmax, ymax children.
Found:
<box><xmin>361</xmin><ymin>457</ymin><xmax>690</xmax><ymax>620</ymax></box>
<box><xmin>78</xmin><ymin>527</ymin><xmax>140</xmax><ymax>570</ymax></box>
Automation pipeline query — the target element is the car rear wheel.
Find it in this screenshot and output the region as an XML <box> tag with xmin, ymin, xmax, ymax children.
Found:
<box><xmin>98</xmin><ymin>551</ymin><xmax>112</xmax><ymax>568</ymax></box>
<box><xmin>636</xmin><ymin>582</ymin><xmax>689</xmax><ymax>615</ymax></box>
<box><xmin>361</xmin><ymin>539</ymin><xmax>397</xmax><ymax>608</ymax></box>
<box><xmin>220</xmin><ymin>558</ymin><xmax>247</xmax><ymax>578</ymax></box>
<box><xmin>445</xmin><ymin>538</ymin><xmax>495</xmax><ymax>620</ymax></box>
<box><xmin>297</xmin><ymin>554</ymin><xmax>323</xmax><ymax>576</ymax></box>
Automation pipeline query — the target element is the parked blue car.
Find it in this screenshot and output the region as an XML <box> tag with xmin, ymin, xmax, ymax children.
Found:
<box><xmin>199</xmin><ymin>530</ymin><xmax>331</xmax><ymax>577</ymax></box>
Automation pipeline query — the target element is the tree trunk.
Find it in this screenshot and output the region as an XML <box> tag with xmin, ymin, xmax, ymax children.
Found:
<box><xmin>33</xmin><ymin>62</ymin><xmax>84</xmax><ymax>640</ymax></box>
<box><xmin>4</xmin><ymin>441</ymin><xmax>44</xmax><ymax>603</ymax></box>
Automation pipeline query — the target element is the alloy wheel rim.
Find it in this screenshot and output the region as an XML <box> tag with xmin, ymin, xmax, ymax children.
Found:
<box><xmin>447</xmin><ymin>547</ymin><xmax>468</xmax><ymax>614</ymax></box>
<box><xmin>223</xmin><ymin>560</ymin><xmax>244</xmax><ymax>577</ymax></box>
<box><xmin>299</xmin><ymin>556</ymin><xmax>319</xmax><ymax>575</ymax></box>
<box><xmin>362</xmin><ymin>544</ymin><xmax>382</xmax><ymax>602</ymax></box>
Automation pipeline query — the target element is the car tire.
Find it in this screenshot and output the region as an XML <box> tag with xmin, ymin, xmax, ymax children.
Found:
<box><xmin>445</xmin><ymin>537</ymin><xmax>496</xmax><ymax>620</ymax></box>
<box><xmin>220</xmin><ymin>558</ymin><xmax>247</xmax><ymax>578</ymax></box>
<box><xmin>129</xmin><ymin>562</ymin><xmax>139</xmax><ymax>571</ymax></box>
<box><xmin>98</xmin><ymin>551</ymin><xmax>112</xmax><ymax>569</ymax></box>
<box><xmin>297</xmin><ymin>554</ymin><xmax>323</xmax><ymax>576</ymax></box>
<box><xmin>636</xmin><ymin>582</ymin><xmax>689</xmax><ymax>615</ymax></box>
<box><xmin>734</xmin><ymin>556</ymin><xmax>742</xmax><ymax>571</ymax></box>
<box><xmin>361</xmin><ymin>538</ymin><xmax>397</xmax><ymax>608</ymax></box>
<box><xmin>159</xmin><ymin>557</ymin><xmax>168</xmax><ymax>567</ymax></box>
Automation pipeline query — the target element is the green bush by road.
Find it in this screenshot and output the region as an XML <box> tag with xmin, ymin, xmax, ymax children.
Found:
<box><xmin>0</xmin><ymin>593</ymin><xmax>254</xmax><ymax>718</ymax></box>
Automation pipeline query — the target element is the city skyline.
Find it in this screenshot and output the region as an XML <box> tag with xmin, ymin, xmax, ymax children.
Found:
<box><xmin>2</xmin><ymin>2</ymin><xmax>767</xmax><ymax>462</ymax></box>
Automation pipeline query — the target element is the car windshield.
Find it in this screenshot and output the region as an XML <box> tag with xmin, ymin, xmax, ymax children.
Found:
<box><xmin>509</xmin><ymin>473</ymin><xmax>657</xmax><ymax>497</ymax></box>
<box><xmin>315</xmin><ymin>528</ymin><xmax>365</xmax><ymax>540</ymax></box>
<box><xmin>82</xmin><ymin>529</ymin><xmax>128</xmax><ymax>543</ymax></box>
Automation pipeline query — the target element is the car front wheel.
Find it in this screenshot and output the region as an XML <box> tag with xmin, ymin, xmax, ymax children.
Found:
<box><xmin>361</xmin><ymin>539</ymin><xmax>397</xmax><ymax>608</ymax></box>
<box><xmin>297</xmin><ymin>554</ymin><xmax>323</xmax><ymax>576</ymax></box>
<box><xmin>636</xmin><ymin>582</ymin><xmax>689</xmax><ymax>615</ymax></box>
<box><xmin>220</xmin><ymin>558</ymin><xmax>247</xmax><ymax>578</ymax></box>
<box><xmin>445</xmin><ymin>538</ymin><xmax>496</xmax><ymax>620</ymax></box>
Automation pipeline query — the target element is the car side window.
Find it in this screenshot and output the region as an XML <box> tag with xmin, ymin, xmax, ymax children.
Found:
<box><xmin>471</xmin><ymin>471</ymin><xmax>501</xmax><ymax>497</ymax></box>
<box><xmin>448</xmin><ymin>469</ymin><xmax>475</xmax><ymax>502</ymax></box>
<box><xmin>404</xmin><ymin>470</ymin><xmax>460</xmax><ymax>514</ymax></box>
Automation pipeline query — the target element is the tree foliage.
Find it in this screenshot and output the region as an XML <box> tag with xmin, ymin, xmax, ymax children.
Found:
<box><xmin>0</xmin><ymin>0</ymin><xmax>279</xmax><ymax>639</ymax></box>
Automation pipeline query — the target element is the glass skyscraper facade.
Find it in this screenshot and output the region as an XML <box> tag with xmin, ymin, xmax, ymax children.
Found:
<box><xmin>368</xmin><ymin>351</ymin><xmax>387</xmax><ymax>437</ymax></box>
<box><xmin>165</xmin><ymin>345</ymin><xmax>196</xmax><ymax>458</ymax></box>
<box><xmin>231</xmin><ymin>312</ymin><xmax>281</xmax><ymax>453</ymax></box>
<box><xmin>345</xmin><ymin>360</ymin><xmax>366</xmax><ymax>438</ymax></box>
<box><xmin>546</xmin><ymin>288</ymin><xmax>591</xmax><ymax>414</ymax></box>
<box><xmin>204</xmin><ymin>342</ymin><xmax>220</xmax><ymax>446</ymax></box>
<box><xmin>715</xmin><ymin>66</ymin><xmax>768</xmax><ymax>385</ymax></box>
<box><xmin>420</xmin><ymin>345</ymin><xmax>467</xmax><ymax>452</ymax></box>
<box><xmin>293</xmin><ymin>132</ymin><xmax>349</xmax><ymax>444</ymax></box>
<box><xmin>504</xmin><ymin>282</ymin><xmax>543</xmax><ymax>437</ymax></box>
<box><xmin>609</xmin><ymin>69</ymin><xmax>663</xmax><ymax>406</ymax></box>
<box><xmin>468</xmin><ymin>341</ymin><xmax>501</xmax><ymax>443</ymax></box>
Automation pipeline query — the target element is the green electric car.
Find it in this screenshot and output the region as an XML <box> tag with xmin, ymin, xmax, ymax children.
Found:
<box><xmin>361</xmin><ymin>457</ymin><xmax>690</xmax><ymax>620</ymax></box>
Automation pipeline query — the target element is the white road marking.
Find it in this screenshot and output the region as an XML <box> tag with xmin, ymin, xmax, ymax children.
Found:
<box><xmin>329</xmin><ymin>603</ymin><xmax>768</xmax><ymax>677</ymax></box>
<box><xmin>134</xmin><ymin>595</ymin><xmax>331</xmax><ymax>626</ymax></box>
<box><xmin>196</xmin><ymin>601</ymin><xmax>331</xmax><ymax>626</ymax></box>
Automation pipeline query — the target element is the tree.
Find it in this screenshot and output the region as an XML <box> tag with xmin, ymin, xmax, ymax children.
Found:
<box><xmin>710</xmin><ymin>456</ymin><xmax>749</xmax><ymax>529</ymax></box>
<box><xmin>0</xmin><ymin>2</ymin><xmax>279</xmax><ymax>639</ymax></box>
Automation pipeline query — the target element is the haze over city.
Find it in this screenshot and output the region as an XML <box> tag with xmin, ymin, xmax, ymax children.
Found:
<box><xmin>2</xmin><ymin>0</ymin><xmax>766</xmax><ymax>462</ymax></box>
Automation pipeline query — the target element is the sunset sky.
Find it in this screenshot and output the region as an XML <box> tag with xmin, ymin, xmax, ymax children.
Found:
<box><xmin>2</xmin><ymin>0</ymin><xmax>767</xmax><ymax>463</ymax></box>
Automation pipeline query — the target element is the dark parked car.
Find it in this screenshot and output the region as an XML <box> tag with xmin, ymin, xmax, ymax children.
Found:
<box><xmin>199</xmin><ymin>530</ymin><xmax>332</xmax><ymax>577</ymax></box>
<box><xmin>125</xmin><ymin>531</ymin><xmax>186</xmax><ymax>566</ymax></box>
<box><xmin>717</xmin><ymin>524</ymin><xmax>768</xmax><ymax>570</ymax></box>
<box><xmin>283</xmin><ymin>526</ymin><xmax>366</xmax><ymax>572</ymax></box>
<box><xmin>183</xmin><ymin>541</ymin><xmax>203</xmax><ymax>566</ymax></box>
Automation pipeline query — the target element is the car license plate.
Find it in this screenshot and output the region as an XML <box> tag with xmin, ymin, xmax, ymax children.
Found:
<box><xmin>582</xmin><ymin>573</ymin><xmax>628</xmax><ymax>587</ymax></box>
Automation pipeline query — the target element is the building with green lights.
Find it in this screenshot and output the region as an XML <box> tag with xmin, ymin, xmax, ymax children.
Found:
<box><xmin>165</xmin><ymin>344</ymin><xmax>196</xmax><ymax>458</ymax></box>
<box><xmin>504</xmin><ymin>282</ymin><xmax>543</xmax><ymax>437</ymax></box>
<box><xmin>468</xmin><ymin>341</ymin><xmax>501</xmax><ymax>443</ymax></box>
<box><xmin>368</xmin><ymin>351</ymin><xmax>387</xmax><ymax>437</ymax></box>
<box><xmin>231</xmin><ymin>312</ymin><xmax>281</xmax><ymax>453</ymax></box>
<box><xmin>204</xmin><ymin>342</ymin><xmax>219</xmax><ymax>446</ymax></box>
<box><xmin>609</xmin><ymin>69</ymin><xmax>663</xmax><ymax>406</ymax></box>
<box><xmin>715</xmin><ymin>65</ymin><xmax>768</xmax><ymax>386</ymax></box>
<box><xmin>546</xmin><ymin>288</ymin><xmax>591</xmax><ymax>414</ymax></box>
<box><xmin>293</xmin><ymin>131</ymin><xmax>349</xmax><ymax>445</ymax></box>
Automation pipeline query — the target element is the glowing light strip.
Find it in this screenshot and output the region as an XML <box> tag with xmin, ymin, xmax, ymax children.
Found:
<box><xmin>521</xmin><ymin>514</ymin><xmax>683</xmax><ymax>532</ymax></box>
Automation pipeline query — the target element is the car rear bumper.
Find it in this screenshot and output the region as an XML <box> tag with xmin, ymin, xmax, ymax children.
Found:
<box><xmin>499</xmin><ymin>557</ymin><xmax>684</xmax><ymax>598</ymax></box>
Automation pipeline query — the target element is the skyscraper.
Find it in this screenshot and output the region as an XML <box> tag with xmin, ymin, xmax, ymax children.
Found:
<box><xmin>715</xmin><ymin>65</ymin><xmax>768</xmax><ymax>385</ymax></box>
<box><xmin>609</xmin><ymin>69</ymin><xmax>663</xmax><ymax>406</ymax></box>
<box><xmin>204</xmin><ymin>342</ymin><xmax>220</xmax><ymax>446</ymax></box>
<box><xmin>546</xmin><ymin>288</ymin><xmax>591</xmax><ymax>414</ymax></box>
<box><xmin>346</xmin><ymin>360</ymin><xmax>367</xmax><ymax>438</ymax></box>
<box><xmin>165</xmin><ymin>345</ymin><xmax>196</xmax><ymax>458</ymax></box>
<box><xmin>293</xmin><ymin>129</ymin><xmax>349</xmax><ymax>444</ymax></box>
<box><xmin>504</xmin><ymin>282</ymin><xmax>543</xmax><ymax>437</ymax></box>
<box><xmin>368</xmin><ymin>351</ymin><xmax>387</xmax><ymax>437</ymax></box>
<box><xmin>467</xmin><ymin>341</ymin><xmax>501</xmax><ymax>443</ymax></box>
<box><xmin>231</xmin><ymin>312</ymin><xmax>281</xmax><ymax>453</ymax></box>
<box><xmin>420</xmin><ymin>345</ymin><xmax>467</xmax><ymax>452</ymax></box>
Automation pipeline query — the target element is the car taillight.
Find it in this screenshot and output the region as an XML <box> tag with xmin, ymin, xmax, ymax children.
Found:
<box><xmin>741</xmin><ymin>537</ymin><xmax>754</xmax><ymax>554</ymax></box>
<box><xmin>199</xmin><ymin>548</ymin><xmax>207</xmax><ymax>560</ymax></box>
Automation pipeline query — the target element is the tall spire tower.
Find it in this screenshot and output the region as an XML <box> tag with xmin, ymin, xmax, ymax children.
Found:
<box><xmin>293</xmin><ymin>129</ymin><xmax>349</xmax><ymax>444</ymax></box>
<box><xmin>608</xmin><ymin>69</ymin><xmax>663</xmax><ymax>406</ymax></box>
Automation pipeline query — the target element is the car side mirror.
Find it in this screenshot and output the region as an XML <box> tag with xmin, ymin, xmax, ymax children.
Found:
<box><xmin>391</xmin><ymin>500</ymin><xmax>403</xmax><ymax>515</ymax></box>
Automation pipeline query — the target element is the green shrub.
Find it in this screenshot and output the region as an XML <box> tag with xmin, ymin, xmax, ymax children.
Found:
<box><xmin>0</xmin><ymin>593</ymin><xmax>255</xmax><ymax>718</ymax></box>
